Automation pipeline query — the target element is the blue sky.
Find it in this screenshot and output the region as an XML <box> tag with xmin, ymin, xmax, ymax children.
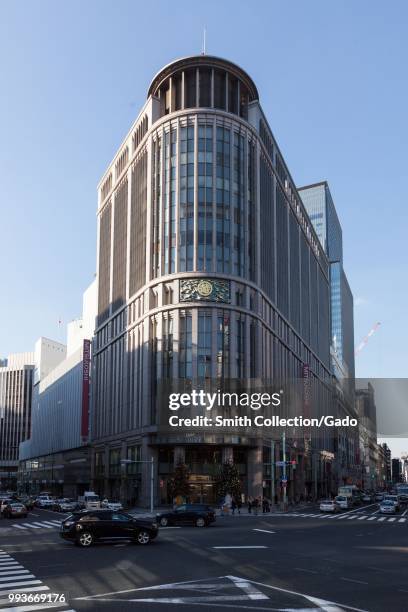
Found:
<box><xmin>1</xmin><ymin>1</ymin><xmax>407</xmax><ymax>450</ymax></box>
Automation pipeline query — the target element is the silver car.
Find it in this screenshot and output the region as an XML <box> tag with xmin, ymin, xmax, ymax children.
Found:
<box><xmin>320</xmin><ymin>499</ymin><xmax>340</xmax><ymax>513</ymax></box>
<box><xmin>380</xmin><ymin>500</ymin><xmax>396</xmax><ymax>515</ymax></box>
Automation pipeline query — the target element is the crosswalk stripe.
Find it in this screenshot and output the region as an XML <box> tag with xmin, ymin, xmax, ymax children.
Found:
<box><xmin>31</xmin><ymin>522</ymin><xmax>54</xmax><ymax>529</ymax></box>
<box><xmin>399</xmin><ymin>518</ymin><xmax>406</xmax><ymax>523</ymax></box>
<box><xmin>388</xmin><ymin>518</ymin><xmax>396</xmax><ymax>522</ymax></box>
<box><xmin>0</xmin><ymin>585</ymin><xmax>49</xmax><ymax>598</ymax></box>
<box><xmin>21</xmin><ymin>523</ymin><xmax>41</xmax><ymax>529</ymax></box>
<box><xmin>42</xmin><ymin>521</ymin><xmax>60</xmax><ymax>527</ymax></box>
<box><xmin>0</xmin><ymin>580</ymin><xmax>41</xmax><ymax>589</ymax></box>
<box><xmin>378</xmin><ymin>517</ymin><xmax>386</xmax><ymax>521</ymax></box>
<box><xmin>357</xmin><ymin>516</ymin><xmax>367</xmax><ymax>520</ymax></box>
<box><xmin>12</xmin><ymin>525</ymin><xmax>28</xmax><ymax>530</ymax></box>
<box><xmin>367</xmin><ymin>517</ymin><xmax>376</xmax><ymax>521</ymax></box>
<box><xmin>0</xmin><ymin>570</ymin><xmax>30</xmax><ymax>577</ymax></box>
<box><xmin>0</xmin><ymin>574</ymin><xmax>35</xmax><ymax>582</ymax></box>
<box><xmin>0</xmin><ymin>603</ymin><xmax>69</xmax><ymax>612</ymax></box>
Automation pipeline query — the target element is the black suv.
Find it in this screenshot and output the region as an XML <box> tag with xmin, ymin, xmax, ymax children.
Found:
<box><xmin>156</xmin><ymin>504</ymin><xmax>216</xmax><ymax>527</ymax></box>
<box><xmin>60</xmin><ymin>510</ymin><xmax>158</xmax><ymax>547</ymax></box>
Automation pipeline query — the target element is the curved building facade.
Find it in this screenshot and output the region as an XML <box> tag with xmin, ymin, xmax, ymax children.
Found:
<box><xmin>92</xmin><ymin>55</ymin><xmax>334</xmax><ymax>505</ymax></box>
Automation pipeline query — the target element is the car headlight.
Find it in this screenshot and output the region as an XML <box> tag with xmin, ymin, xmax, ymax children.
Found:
<box><xmin>64</xmin><ymin>520</ymin><xmax>75</xmax><ymax>527</ymax></box>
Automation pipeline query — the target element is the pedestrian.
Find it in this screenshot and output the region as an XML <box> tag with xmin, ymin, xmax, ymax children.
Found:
<box><xmin>231</xmin><ymin>498</ymin><xmax>237</xmax><ymax>515</ymax></box>
<box><xmin>237</xmin><ymin>498</ymin><xmax>242</xmax><ymax>514</ymax></box>
<box><xmin>248</xmin><ymin>496</ymin><xmax>252</xmax><ymax>514</ymax></box>
<box><xmin>262</xmin><ymin>497</ymin><xmax>268</xmax><ymax>513</ymax></box>
<box><xmin>253</xmin><ymin>496</ymin><xmax>259</xmax><ymax>515</ymax></box>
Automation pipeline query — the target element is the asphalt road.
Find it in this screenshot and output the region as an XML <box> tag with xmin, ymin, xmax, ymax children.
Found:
<box><xmin>0</xmin><ymin>505</ymin><xmax>407</xmax><ymax>612</ymax></box>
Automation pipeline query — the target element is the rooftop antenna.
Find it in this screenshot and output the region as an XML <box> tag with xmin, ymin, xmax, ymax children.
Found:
<box><xmin>201</xmin><ymin>27</ymin><xmax>206</xmax><ymax>55</ymax></box>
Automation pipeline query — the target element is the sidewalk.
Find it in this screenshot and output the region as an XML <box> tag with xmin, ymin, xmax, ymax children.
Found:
<box><xmin>128</xmin><ymin>503</ymin><xmax>314</xmax><ymax>517</ymax></box>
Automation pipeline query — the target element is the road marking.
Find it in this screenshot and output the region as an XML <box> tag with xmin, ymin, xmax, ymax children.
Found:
<box><xmin>340</xmin><ymin>577</ymin><xmax>369</xmax><ymax>585</ymax></box>
<box><xmin>294</xmin><ymin>567</ymin><xmax>318</xmax><ymax>574</ymax></box>
<box><xmin>0</xmin><ymin>574</ymin><xmax>35</xmax><ymax>582</ymax></box>
<box><xmin>12</xmin><ymin>525</ymin><xmax>28</xmax><ymax>530</ymax></box>
<box><xmin>388</xmin><ymin>518</ymin><xmax>396</xmax><ymax>522</ymax></box>
<box><xmin>398</xmin><ymin>518</ymin><xmax>406</xmax><ymax>523</ymax></box>
<box><xmin>212</xmin><ymin>546</ymin><xmax>268</xmax><ymax>549</ymax></box>
<box><xmin>0</xmin><ymin>580</ymin><xmax>41</xmax><ymax>588</ymax></box>
<box><xmin>357</xmin><ymin>516</ymin><xmax>367</xmax><ymax>520</ymax></box>
<box><xmin>0</xmin><ymin>570</ymin><xmax>30</xmax><ymax>577</ymax></box>
<box><xmin>0</xmin><ymin>604</ymin><xmax>71</xmax><ymax>612</ymax></box>
<box><xmin>31</xmin><ymin>522</ymin><xmax>54</xmax><ymax>529</ymax></box>
<box><xmin>21</xmin><ymin>523</ymin><xmax>41</xmax><ymax>529</ymax></box>
<box><xmin>160</xmin><ymin>527</ymin><xmax>181</xmax><ymax>529</ymax></box>
<box><xmin>378</xmin><ymin>517</ymin><xmax>386</xmax><ymax>522</ymax></box>
<box><xmin>367</xmin><ymin>517</ymin><xmax>376</xmax><ymax>521</ymax></box>
<box><xmin>42</xmin><ymin>521</ymin><xmax>60</xmax><ymax>527</ymax></box>
<box><xmin>75</xmin><ymin>574</ymin><xmax>368</xmax><ymax>611</ymax></box>
<box><xmin>253</xmin><ymin>529</ymin><xmax>275</xmax><ymax>534</ymax></box>
<box><xmin>0</xmin><ymin>585</ymin><xmax>49</xmax><ymax>597</ymax></box>
<box><xmin>402</xmin><ymin>509</ymin><xmax>408</xmax><ymax>517</ymax></box>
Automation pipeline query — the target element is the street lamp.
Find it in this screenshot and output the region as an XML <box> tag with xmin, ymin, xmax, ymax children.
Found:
<box><xmin>121</xmin><ymin>457</ymin><xmax>155</xmax><ymax>514</ymax></box>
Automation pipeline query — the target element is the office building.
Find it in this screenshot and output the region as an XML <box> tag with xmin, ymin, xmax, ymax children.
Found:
<box><xmin>0</xmin><ymin>353</ymin><xmax>35</xmax><ymax>489</ymax></box>
<box><xmin>92</xmin><ymin>55</ymin><xmax>336</xmax><ymax>506</ymax></box>
<box><xmin>299</xmin><ymin>181</ymin><xmax>357</xmax><ymax>485</ymax></box>
<box><xmin>19</xmin><ymin>282</ymin><xmax>96</xmax><ymax>497</ymax></box>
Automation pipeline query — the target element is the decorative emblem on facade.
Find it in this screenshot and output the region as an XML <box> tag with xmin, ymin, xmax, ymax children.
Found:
<box><xmin>180</xmin><ymin>279</ymin><xmax>230</xmax><ymax>303</ymax></box>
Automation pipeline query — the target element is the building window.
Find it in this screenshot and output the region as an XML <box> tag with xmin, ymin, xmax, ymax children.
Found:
<box><xmin>197</xmin><ymin>124</ymin><xmax>213</xmax><ymax>271</ymax></box>
<box><xmin>126</xmin><ymin>445</ymin><xmax>142</xmax><ymax>475</ymax></box>
<box><xmin>217</xmin><ymin>311</ymin><xmax>230</xmax><ymax>378</ymax></box>
<box><xmin>216</xmin><ymin>127</ymin><xmax>231</xmax><ymax>273</ymax></box>
<box><xmin>179</xmin><ymin>124</ymin><xmax>195</xmax><ymax>271</ymax></box>
<box><xmin>179</xmin><ymin>312</ymin><xmax>192</xmax><ymax>378</ymax></box>
<box><xmin>163</xmin><ymin>316</ymin><xmax>173</xmax><ymax>378</ymax></box>
<box><xmin>237</xmin><ymin>315</ymin><xmax>245</xmax><ymax>379</ymax></box>
<box><xmin>109</xmin><ymin>449</ymin><xmax>121</xmax><ymax>477</ymax></box>
<box><xmin>198</xmin><ymin>311</ymin><xmax>212</xmax><ymax>378</ymax></box>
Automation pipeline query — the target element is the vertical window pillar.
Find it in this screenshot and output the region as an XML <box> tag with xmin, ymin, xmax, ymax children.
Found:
<box><xmin>211</xmin><ymin>68</ymin><xmax>215</xmax><ymax>108</ymax></box>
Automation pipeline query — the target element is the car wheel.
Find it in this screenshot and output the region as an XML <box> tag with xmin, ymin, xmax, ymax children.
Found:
<box><xmin>196</xmin><ymin>517</ymin><xmax>206</xmax><ymax>528</ymax></box>
<box><xmin>160</xmin><ymin>517</ymin><xmax>168</xmax><ymax>527</ymax></box>
<box><xmin>136</xmin><ymin>530</ymin><xmax>151</xmax><ymax>545</ymax></box>
<box><xmin>77</xmin><ymin>532</ymin><xmax>94</xmax><ymax>547</ymax></box>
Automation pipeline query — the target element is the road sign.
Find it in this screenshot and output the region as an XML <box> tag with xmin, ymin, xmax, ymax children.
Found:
<box><xmin>276</xmin><ymin>461</ymin><xmax>285</xmax><ymax>466</ymax></box>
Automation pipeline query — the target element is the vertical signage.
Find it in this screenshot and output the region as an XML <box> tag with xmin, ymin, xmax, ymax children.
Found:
<box><xmin>81</xmin><ymin>339</ymin><xmax>91</xmax><ymax>442</ymax></box>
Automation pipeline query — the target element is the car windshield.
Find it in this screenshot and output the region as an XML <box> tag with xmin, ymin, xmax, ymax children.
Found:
<box><xmin>382</xmin><ymin>501</ymin><xmax>394</xmax><ymax>506</ymax></box>
<box><xmin>321</xmin><ymin>500</ymin><xmax>333</xmax><ymax>504</ymax></box>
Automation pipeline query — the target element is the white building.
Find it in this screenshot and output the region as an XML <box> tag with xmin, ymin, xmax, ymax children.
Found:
<box><xmin>19</xmin><ymin>281</ymin><xmax>97</xmax><ymax>497</ymax></box>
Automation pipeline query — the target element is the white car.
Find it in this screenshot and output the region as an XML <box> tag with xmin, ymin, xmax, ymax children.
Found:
<box><xmin>380</xmin><ymin>500</ymin><xmax>396</xmax><ymax>515</ymax></box>
<box><xmin>0</xmin><ymin>499</ymin><xmax>13</xmax><ymax>515</ymax></box>
<box><xmin>320</xmin><ymin>499</ymin><xmax>340</xmax><ymax>513</ymax></box>
<box><xmin>383</xmin><ymin>495</ymin><xmax>400</xmax><ymax>511</ymax></box>
<box><xmin>101</xmin><ymin>500</ymin><xmax>123</xmax><ymax>511</ymax></box>
<box><xmin>335</xmin><ymin>495</ymin><xmax>351</xmax><ymax>510</ymax></box>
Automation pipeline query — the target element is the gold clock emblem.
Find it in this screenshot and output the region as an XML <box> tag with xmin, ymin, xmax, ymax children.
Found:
<box><xmin>197</xmin><ymin>280</ymin><xmax>213</xmax><ymax>297</ymax></box>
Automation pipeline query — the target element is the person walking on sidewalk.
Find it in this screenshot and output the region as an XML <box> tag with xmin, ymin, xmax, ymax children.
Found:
<box><xmin>237</xmin><ymin>498</ymin><xmax>242</xmax><ymax>514</ymax></box>
<box><xmin>231</xmin><ymin>498</ymin><xmax>237</xmax><ymax>515</ymax></box>
<box><xmin>253</xmin><ymin>496</ymin><xmax>259</xmax><ymax>516</ymax></box>
<box><xmin>248</xmin><ymin>496</ymin><xmax>253</xmax><ymax>514</ymax></box>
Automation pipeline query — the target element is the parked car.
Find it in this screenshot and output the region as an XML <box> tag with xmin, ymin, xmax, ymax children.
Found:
<box><xmin>60</xmin><ymin>510</ymin><xmax>158</xmax><ymax>547</ymax></box>
<box><xmin>156</xmin><ymin>504</ymin><xmax>216</xmax><ymax>527</ymax></box>
<box><xmin>380</xmin><ymin>500</ymin><xmax>396</xmax><ymax>515</ymax></box>
<box><xmin>3</xmin><ymin>502</ymin><xmax>28</xmax><ymax>519</ymax></box>
<box><xmin>320</xmin><ymin>499</ymin><xmax>340</xmax><ymax>513</ymax></box>
<box><xmin>383</xmin><ymin>495</ymin><xmax>400</xmax><ymax>511</ymax></box>
<box><xmin>101</xmin><ymin>499</ymin><xmax>123</xmax><ymax>511</ymax></box>
<box><xmin>334</xmin><ymin>495</ymin><xmax>352</xmax><ymax>510</ymax></box>
<box><xmin>361</xmin><ymin>492</ymin><xmax>374</xmax><ymax>503</ymax></box>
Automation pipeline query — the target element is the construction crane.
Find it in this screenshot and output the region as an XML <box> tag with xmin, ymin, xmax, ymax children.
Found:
<box><xmin>355</xmin><ymin>322</ymin><xmax>381</xmax><ymax>356</ymax></box>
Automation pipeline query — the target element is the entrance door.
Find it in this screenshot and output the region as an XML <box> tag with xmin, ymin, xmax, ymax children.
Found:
<box><xmin>189</xmin><ymin>483</ymin><xmax>215</xmax><ymax>504</ymax></box>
